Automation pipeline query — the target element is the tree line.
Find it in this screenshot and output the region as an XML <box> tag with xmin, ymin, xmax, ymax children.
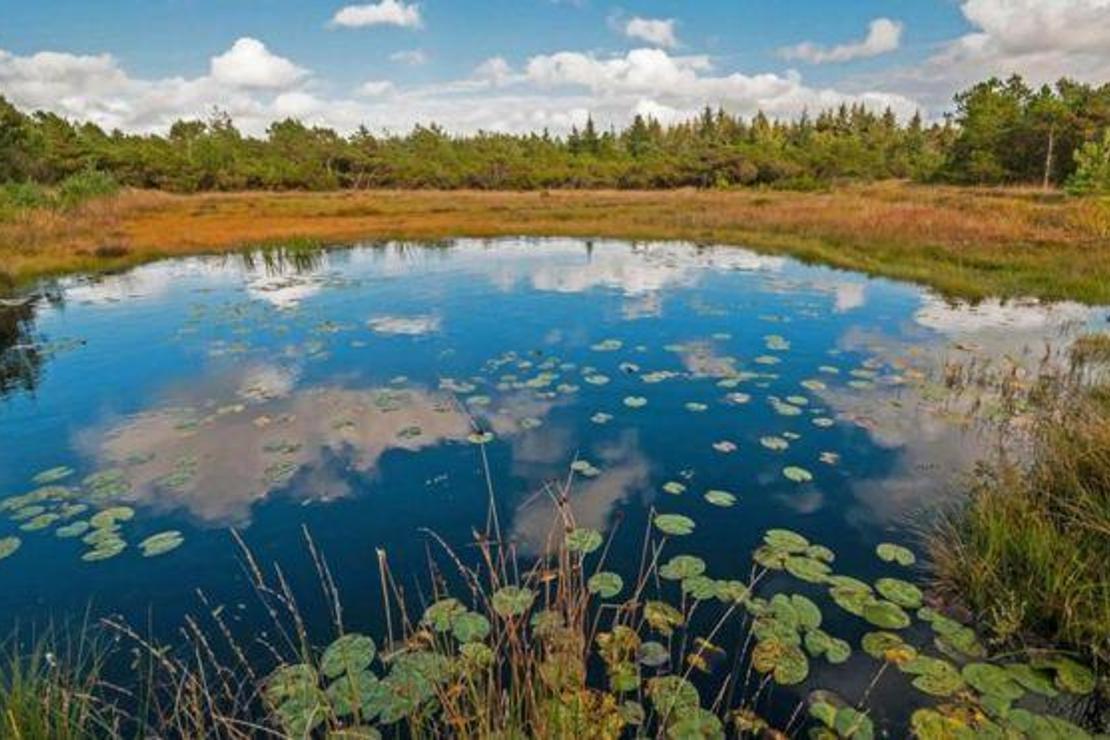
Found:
<box><xmin>1</xmin><ymin>74</ymin><xmax>1108</xmax><ymax>195</ymax></box>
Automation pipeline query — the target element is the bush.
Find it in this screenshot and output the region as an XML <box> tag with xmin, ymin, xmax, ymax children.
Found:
<box><xmin>0</xmin><ymin>181</ymin><xmax>51</xmax><ymax>221</ymax></box>
<box><xmin>55</xmin><ymin>169</ymin><xmax>120</xmax><ymax>210</ymax></box>
<box><xmin>1067</xmin><ymin>129</ymin><xmax>1110</xmax><ymax>196</ymax></box>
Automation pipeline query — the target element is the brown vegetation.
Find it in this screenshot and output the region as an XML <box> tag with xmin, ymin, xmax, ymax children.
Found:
<box><xmin>2</xmin><ymin>184</ymin><xmax>1109</xmax><ymax>302</ymax></box>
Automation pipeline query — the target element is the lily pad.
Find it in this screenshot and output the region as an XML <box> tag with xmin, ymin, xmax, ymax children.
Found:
<box><xmin>450</xmin><ymin>612</ymin><xmax>491</xmax><ymax>643</ymax></box>
<box><xmin>623</xmin><ymin>396</ymin><xmax>647</xmax><ymax>409</ymax></box>
<box><xmin>875</xmin><ymin>577</ymin><xmax>923</xmax><ymax>609</ymax></box>
<box><xmin>467</xmin><ymin>432</ymin><xmax>495</xmax><ymax>445</ymax></box>
<box><xmin>421</xmin><ymin>598</ymin><xmax>466</xmax><ymax>632</ymax></box>
<box><xmin>654</xmin><ymin>513</ymin><xmax>696</xmax><ymax>536</ymax></box>
<box><xmin>875</xmin><ymin>542</ymin><xmax>915</xmax><ymax>566</ymax></box>
<box><xmin>764</xmin><ymin>528</ymin><xmax>809</xmax><ymax>552</ymax></box>
<box><xmin>782</xmin><ymin>466</ymin><xmax>813</xmax><ymax>483</ymax></box>
<box><xmin>32</xmin><ymin>466</ymin><xmax>74</xmax><ymax>485</ymax></box>
<box><xmin>587</xmin><ymin>571</ymin><xmax>624</xmax><ymax>599</ymax></box>
<box><xmin>862</xmin><ymin>600</ymin><xmax>911</xmax><ymax>629</ymax></box>
<box><xmin>565</xmin><ymin>527</ymin><xmax>603</xmax><ymax>554</ymax></box>
<box><xmin>321</xmin><ymin>634</ymin><xmax>377</xmax><ymax>679</ymax></box>
<box><xmin>644</xmin><ymin>601</ymin><xmax>684</xmax><ymax>636</ymax></box>
<box><xmin>138</xmin><ymin>530</ymin><xmax>184</xmax><ymax>557</ymax></box>
<box><xmin>0</xmin><ymin>536</ymin><xmax>21</xmax><ymax>560</ymax></box>
<box><xmin>703</xmin><ymin>490</ymin><xmax>736</xmax><ymax>507</ymax></box>
<box><xmin>491</xmin><ymin>586</ymin><xmax>534</xmax><ymax>617</ymax></box>
<box><xmin>89</xmin><ymin>506</ymin><xmax>134</xmax><ymax>529</ymax></box>
<box><xmin>662</xmin><ymin>481</ymin><xmax>687</xmax><ymax>495</ymax></box>
<box><xmin>752</xmin><ymin>638</ymin><xmax>809</xmax><ymax>686</ymax></box>
<box><xmin>637</xmin><ymin>641</ymin><xmax>669</xmax><ymax>668</ymax></box>
<box><xmin>784</xmin><ymin>556</ymin><xmax>831</xmax><ymax>583</ymax></box>
<box><xmin>962</xmin><ymin>663</ymin><xmax>1024</xmax><ymax>702</ymax></box>
<box><xmin>760</xmin><ymin>436</ymin><xmax>789</xmax><ymax>452</ymax></box>
<box><xmin>659</xmin><ymin>555</ymin><xmax>706</xmax><ymax>581</ymax></box>
<box><xmin>55</xmin><ymin>521</ymin><xmax>90</xmax><ymax>539</ymax></box>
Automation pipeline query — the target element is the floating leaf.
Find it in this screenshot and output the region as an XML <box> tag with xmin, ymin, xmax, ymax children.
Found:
<box><xmin>1031</xmin><ymin>655</ymin><xmax>1096</xmax><ymax>695</ymax></box>
<box><xmin>565</xmin><ymin>527</ymin><xmax>603</xmax><ymax>554</ymax></box>
<box><xmin>681</xmin><ymin>575</ymin><xmax>719</xmax><ymax>601</ymax></box>
<box><xmin>830</xmin><ymin>583</ymin><xmax>876</xmax><ymax>617</ymax></box>
<box><xmin>491</xmin><ymin>586</ymin><xmax>534</xmax><ymax>618</ymax></box>
<box><xmin>764</xmin><ymin>529</ymin><xmax>809</xmax><ymax>552</ymax></box>
<box><xmin>784</xmin><ymin>556</ymin><xmax>831</xmax><ymax>583</ymax></box>
<box><xmin>862</xmin><ymin>601</ymin><xmax>910</xmax><ymax>629</ymax></box>
<box><xmin>805</xmin><ymin>544</ymin><xmax>835</xmax><ymax>563</ymax></box>
<box><xmin>637</xmin><ymin>641</ymin><xmax>669</xmax><ymax>668</ymax></box>
<box><xmin>875</xmin><ymin>577</ymin><xmax>923</xmax><ymax>608</ymax></box>
<box><xmin>0</xmin><ymin>536</ymin><xmax>21</xmax><ymax>560</ymax></box>
<box><xmin>55</xmin><ymin>521</ymin><xmax>90</xmax><ymax>539</ymax></box>
<box><xmin>623</xmin><ymin>396</ymin><xmax>647</xmax><ymax>409</ymax></box>
<box><xmin>32</xmin><ymin>466</ymin><xmax>74</xmax><ymax>485</ymax></box>
<box><xmin>321</xmin><ymin>634</ymin><xmax>377</xmax><ymax>679</ymax></box>
<box><xmin>782</xmin><ymin>466</ymin><xmax>813</xmax><ymax>483</ymax></box>
<box><xmin>703</xmin><ymin>490</ymin><xmax>736</xmax><ymax>507</ymax></box>
<box><xmin>450</xmin><ymin>612</ymin><xmax>491</xmax><ymax>643</ymax></box>
<box><xmin>668</xmin><ymin>708</ymin><xmax>724</xmax><ymax>739</ymax></box>
<box><xmin>684</xmin><ymin>402</ymin><xmax>708</xmax><ymax>412</ymax></box>
<box><xmin>590</xmin><ymin>412</ymin><xmax>613</xmax><ymax>425</ymax></box>
<box><xmin>752</xmin><ymin>638</ymin><xmax>809</xmax><ymax>686</ymax></box>
<box><xmin>644</xmin><ymin>601</ymin><xmax>684</xmax><ymax>637</ymax></box>
<box><xmin>962</xmin><ymin>663</ymin><xmax>1024</xmax><ymax>702</ymax></box>
<box><xmin>139</xmin><ymin>531</ymin><xmax>184</xmax><ymax>557</ymax></box>
<box><xmin>659</xmin><ymin>555</ymin><xmax>706</xmax><ymax>581</ymax></box>
<box><xmin>902</xmin><ymin>656</ymin><xmax>964</xmax><ymax>697</ymax></box>
<box><xmin>587</xmin><ymin>572</ymin><xmax>624</xmax><ymax>599</ymax></box>
<box><xmin>81</xmin><ymin>539</ymin><xmax>126</xmax><ymax>561</ymax></box>
<box><xmin>662</xmin><ymin>481</ymin><xmax>686</xmax><ymax>495</ymax></box>
<box><xmin>89</xmin><ymin>506</ymin><xmax>134</xmax><ymax>529</ymax></box>
<box><xmin>421</xmin><ymin>598</ymin><xmax>466</xmax><ymax>632</ymax></box>
<box><xmin>646</xmin><ymin>675</ymin><xmax>699</xmax><ymax>716</ymax></box>
<box><xmin>654</xmin><ymin>514</ymin><xmax>695</xmax><ymax>536</ymax></box>
<box><xmin>467</xmin><ymin>432</ymin><xmax>494</xmax><ymax>445</ymax></box>
<box><xmin>875</xmin><ymin>542</ymin><xmax>915</xmax><ymax>566</ymax></box>
<box><xmin>711</xmin><ymin>440</ymin><xmax>737</xmax><ymax>453</ymax></box>
<box><xmin>760</xmin><ymin>436</ymin><xmax>789</xmax><ymax>452</ymax></box>
<box><xmin>1003</xmin><ymin>664</ymin><xmax>1058</xmax><ymax>698</ymax></box>
<box><xmin>790</xmin><ymin>595</ymin><xmax>822</xmax><ymax>630</ymax></box>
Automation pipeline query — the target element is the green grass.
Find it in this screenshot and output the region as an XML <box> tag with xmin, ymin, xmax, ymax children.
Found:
<box><xmin>928</xmin><ymin>350</ymin><xmax>1110</xmax><ymax>669</ymax></box>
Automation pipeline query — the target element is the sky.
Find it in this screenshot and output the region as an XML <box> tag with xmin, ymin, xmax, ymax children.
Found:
<box><xmin>2</xmin><ymin>0</ymin><xmax>1109</xmax><ymax>137</ymax></box>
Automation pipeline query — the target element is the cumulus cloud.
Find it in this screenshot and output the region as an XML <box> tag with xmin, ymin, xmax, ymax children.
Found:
<box><xmin>210</xmin><ymin>38</ymin><xmax>307</xmax><ymax>89</ymax></box>
<box><xmin>331</xmin><ymin>0</ymin><xmax>423</xmax><ymax>29</ymax></box>
<box><xmin>779</xmin><ymin>18</ymin><xmax>903</xmax><ymax>64</ymax></box>
<box><xmin>390</xmin><ymin>49</ymin><xmax>428</xmax><ymax>65</ymax></box>
<box><xmin>357</xmin><ymin>79</ymin><xmax>395</xmax><ymax>96</ymax></box>
<box><xmin>877</xmin><ymin>0</ymin><xmax>1110</xmax><ymax>108</ymax></box>
<box><xmin>623</xmin><ymin>17</ymin><xmax>678</xmax><ymax>49</ymax></box>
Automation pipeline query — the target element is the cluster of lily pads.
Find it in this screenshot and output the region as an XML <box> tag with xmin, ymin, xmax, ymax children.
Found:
<box><xmin>0</xmin><ymin>464</ymin><xmax>184</xmax><ymax>564</ymax></box>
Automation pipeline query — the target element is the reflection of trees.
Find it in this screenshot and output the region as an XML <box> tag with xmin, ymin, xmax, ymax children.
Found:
<box><xmin>0</xmin><ymin>286</ymin><xmax>63</xmax><ymax>398</ymax></box>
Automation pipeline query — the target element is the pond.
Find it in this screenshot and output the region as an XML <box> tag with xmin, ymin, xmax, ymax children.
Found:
<box><xmin>0</xmin><ymin>238</ymin><xmax>1104</xmax><ymax>734</ymax></box>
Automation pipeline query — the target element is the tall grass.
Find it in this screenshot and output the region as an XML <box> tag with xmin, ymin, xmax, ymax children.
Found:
<box><xmin>929</xmin><ymin>337</ymin><xmax>1110</xmax><ymax>668</ymax></box>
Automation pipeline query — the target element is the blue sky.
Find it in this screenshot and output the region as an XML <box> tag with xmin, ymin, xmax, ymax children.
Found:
<box><xmin>2</xmin><ymin>1</ymin><xmax>1107</xmax><ymax>135</ymax></box>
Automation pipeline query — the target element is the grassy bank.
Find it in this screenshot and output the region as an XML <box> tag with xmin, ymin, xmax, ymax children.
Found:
<box><xmin>929</xmin><ymin>340</ymin><xmax>1110</xmax><ymax>672</ymax></box>
<box><xmin>2</xmin><ymin>184</ymin><xmax>1109</xmax><ymax>303</ymax></box>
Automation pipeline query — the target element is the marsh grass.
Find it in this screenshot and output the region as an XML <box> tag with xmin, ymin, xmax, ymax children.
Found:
<box><xmin>3</xmin><ymin>184</ymin><xmax>1110</xmax><ymax>303</ymax></box>
<box><xmin>0</xmin><ymin>622</ymin><xmax>118</xmax><ymax>739</ymax></box>
<box><xmin>929</xmin><ymin>338</ymin><xmax>1110</xmax><ymax>670</ymax></box>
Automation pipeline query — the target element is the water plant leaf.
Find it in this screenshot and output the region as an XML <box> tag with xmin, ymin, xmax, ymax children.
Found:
<box><xmin>1003</xmin><ymin>664</ymin><xmax>1059</xmax><ymax>698</ymax></box>
<box><xmin>711</xmin><ymin>440</ymin><xmax>737</xmax><ymax>453</ymax></box>
<box><xmin>760</xmin><ymin>436</ymin><xmax>789</xmax><ymax>451</ymax></box>
<box><xmin>764</xmin><ymin>529</ymin><xmax>809</xmax><ymax>552</ymax></box>
<box><xmin>491</xmin><ymin>586</ymin><xmax>535</xmax><ymax>618</ymax></box>
<box><xmin>646</xmin><ymin>675</ymin><xmax>700</xmax><ymax>717</ymax></box>
<box><xmin>1030</xmin><ymin>655</ymin><xmax>1096</xmax><ymax>695</ymax></box>
<box><xmin>321</xmin><ymin>634</ymin><xmax>377</xmax><ymax>679</ymax></box>
<box><xmin>875</xmin><ymin>577</ymin><xmax>923</xmax><ymax>609</ymax></box>
<box><xmin>608</xmin><ymin>661</ymin><xmax>639</xmax><ymax>693</ymax></box>
<box><xmin>467</xmin><ymin>432</ymin><xmax>494</xmax><ymax>445</ymax></box>
<box><xmin>667</xmin><ymin>707</ymin><xmax>724</xmax><ymax>740</ymax></box>
<box><xmin>55</xmin><ymin>521</ymin><xmax>90</xmax><ymax>539</ymax></box>
<box><xmin>637</xmin><ymin>641</ymin><xmax>669</xmax><ymax>668</ymax></box>
<box><xmin>81</xmin><ymin>539</ymin><xmax>126</xmax><ymax>561</ymax></box>
<box><xmin>139</xmin><ymin>530</ymin><xmax>184</xmax><ymax>557</ymax></box>
<box><xmin>804</xmin><ymin>629</ymin><xmax>831</xmax><ymax>658</ymax></box>
<box><xmin>751</xmin><ymin>638</ymin><xmax>809</xmax><ymax>686</ymax></box>
<box><xmin>618</xmin><ymin>700</ymin><xmax>645</xmax><ymax>726</ymax></box>
<box><xmin>565</xmin><ymin>527</ymin><xmax>603</xmax><ymax>554</ymax></box>
<box><xmin>450</xmin><ymin>612</ymin><xmax>490</xmax><ymax>643</ymax></box>
<box><xmin>326</xmin><ymin>670</ymin><xmax>381</xmax><ymax>718</ymax></box>
<box><xmin>902</xmin><ymin>656</ymin><xmax>965</xmax><ymax>697</ymax></box>
<box><xmin>587</xmin><ymin>571</ymin><xmax>624</xmax><ymax>599</ymax></box>
<box><xmin>784</xmin><ymin>556</ymin><xmax>831</xmax><ymax>583</ymax></box>
<box><xmin>623</xmin><ymin>396</ymin><xmax>647</xmax><ymax>409</ymax></box>
<box><xmin>421</xmin><ymin>598</ymin><xmax>466</xmax><ymax>632</ymax></box>
<box><xmin>682</xmin><ymin>575</ymin><xmax>719</xmax><ymax>601</ymax></box>
<box><xmin>662</xmin><ymin>481</ymin><xmax>686</xmax><ymax>496</ymax></box>
<box><xmin>32</xmin><ymin>466</ymin><xmax>74</xmax><ymax>485</ymax></box>
<box><xmin>830</xmin><ymin>584</ymin><xmax>876</xmax><ymax>617</ymax></box>
<box><xmin>714</xmin><ymin>580</ymin><xmax>749</xmax><ymax>604</ymax></box>
<box><xmin>654</xmin><ymin>514</ymin><xmax>695</xmax><ymax>536</ymax></box>
<box><xmin>703</xmin><ymin>490</ymin><xmax>736</xmax><ymax>507</ymax></box>
<box><xmin>89</xmin><ymin>506</ymin><xmax>135</xmax><ymax>529</ymax></box>
<box><xmin>644</xmin><ymin>601</ymin><xmax>684</xmax><ymax>637</ymax></box>
<box><xmin>782</xmin><ymin>466</ymin><xmax>813</xmax><ymax>483</ymax></box>
<box><xmin>790</xmin><ymin>595</ymin><xmax>822</xmax><ymax>630</ymax></box>
<box><xmin>805</xmin><ymin>544</ymin><xmax>835</xmax><ymax>563</ymax></box>
<box><xmin>0</xmin><ymin>536</ymin><xmax>21</xmax><ymax>560</ymax></box>
<box><xmin>961</xmin><ymin>663</ymin><xmax>1024</xmax><ymax>702</ymax></box>
<box><xmin>862</xmin><ymin>600</ymin><xmax>911</xmax><ymax>629</ymax></box>
<box><xmin>875</xmin><ymin>542</ymin><xmax>915</xmax><ymax>566</ymax></box>
<box><xmin>659</xmin><ymin>555</ymin><xmax>706</xmax><ymax>581</ymax></box>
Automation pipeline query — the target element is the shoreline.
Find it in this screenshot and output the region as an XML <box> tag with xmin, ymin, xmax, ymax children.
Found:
<box><xmin>2</xmin><ymin>183</ymin><xmax>1108</xmax><ymax>304</ymax></box>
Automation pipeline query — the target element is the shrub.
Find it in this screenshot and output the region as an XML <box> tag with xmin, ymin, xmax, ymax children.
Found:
<box><xmin>1067</xmin><ymin>129</ymin><xmax>1110</xmax><ymax>196</ymax></box>
<box><xmin>0</xmin><ymin>181</ymin><xmax>51</xmax><ymax>221</ymax></box>
<box><xmin>55</xmin><ymin>169</ymin><xmax>120</xmax><ymax>210</ymax></box>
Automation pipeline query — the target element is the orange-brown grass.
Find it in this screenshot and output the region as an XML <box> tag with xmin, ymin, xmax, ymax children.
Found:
<box><xmin>3</xmin><ymin>183</ymin><xmax>1109</xmax><ymax>302</ymax></box>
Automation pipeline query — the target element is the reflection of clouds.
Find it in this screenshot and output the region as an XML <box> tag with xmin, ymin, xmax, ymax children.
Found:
<box><xmin>915</xmin><ymin>296</ymin><xmax>1094</xmax><ymax>335</ymax></box>
<box><xmin>834</xmin><ymin>283</ymin><xmax>867</xmax><ymax>313</ymax></box>
<box><xmin>678</xmin><ymin>341</ymin><xmax>737</xmax><ymax>378</ymax></box>
<box><xmin>77</xmin><ymin>376</ymin><xmax>473</xmax><ymax>526</ymax></box>
<box><xmin>245</xmin><ymin>274</ymin><xmax>322</xmax><ymax>308</ymax></box>
<box><xmin>511</xmin><ymin>432</ymin><xmax>650</xmax><ymax>556</ymax></box>
<box><xmin>367</xmin><ymin>315</ymin><xmax>441</xmax><ymax>336</ymax></box>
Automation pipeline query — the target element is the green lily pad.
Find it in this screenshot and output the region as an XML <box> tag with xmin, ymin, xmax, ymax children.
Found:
<box><xmin>55</xmin><ymin>521</ymin><xmax>90</xmax><ymax>539</ymax></box>
<box><xmin>623</xmin><ymin>396</ymin><xmax>647</xmax><ymax>408</ymax></box>
<box><xmin>321</xmin><ymin>634</ymin><xmax>377</xmax><ymax>679</ymax></box>
<box><xmin>89</xmin><ymin>506</ymin><xmax>134</xmax><ymax>529</ymax></box>
<box><xmin>962</xmin><ymin>663</ymin><xmax>1024</xmax><ymax>702</ymax></box>
<box><xmin>587</xmin><ymin>571</ymin><xmax>624</xmax><ymax>599</ymax></box>
<box><xmin>138</xmin><ymin>531</ymin><xmax>184</xmax><ymax>557</ymax></box>
<box><xmin>662</xmin><ymin>481</ymin><xmax>686</xmax><ymax>495</ymax></box>
<box><xmin>875</xmin><ymin>542</ymin><xmax>915</xmax><ymax>566</ymax></box>
<box><xmin>784</xmin><ymin>556</ymin><xmax>831</xmax><ymax>583</ymax></box>
<box><xmin>646</xmin><ymin>675</ymin><xmax>699</xmax><ymax>717</ymax></box>
<box><xmin>875</xmin><ymin>577</ymin><xmax>923</xmax><ymax>608</ymax></box>
<box><xmin>81</xmin><ymin>539</ymin><xmax>126</xmax><ymax>561</ymax></box>
<box><xmin>830</xmin><ymin>583</ymin><xmax>876</xmax><ymax>617</ymax></box>
<box><xmin>764</xmin><ymin>528</ymin><xmax>809</xmax><ymax>552</ymax></box>
<box><xmin>782</xmin><ymin>466</ymin><xmax>813</xmax><ymax>483</ymax></box>
<box><xmin>421</xmin><ymin>598</ymin><xmax>466</xmax><ymax>632</ymax></box>
<box><xmin>659</xmin><ymin>555</ymin><xmax>706</xmax><ymax>581</ymax></box>
<box><xmin>491</xmin><ymin>586</ymin><xmax>534</xmax><ymax>617</ymax></box>
<box><xmin>20</xmin><ymin>513</ymin><xmax>59</xmax><ymax>531</ymax></box>
<box><xmin>1003</xmin><ymin>663</ymin><xmax>1059</xmax><ymax>698</ymax></box>
<box><xmin>32</xmin><ymin>466</ymin><xmax>75</xmax><ymax>485</ymax></box>
<box><xmin>326</xmin><ymin>670</ymin><xmax>381</xmax><ymax>718</ymax></box>
<box><xmin>752</xmin><ymin>638</ymin><xmax>809</xmax><ymax>686</ymax></box>
<box><xmin>681</xmin><ymin>575</ymin><xmax>719</xmax><ymax>601</ymax></box>
<box><xmin>760</xmin><ymin>436</ymin><xmax>789</xmax><ymax>451</ymax></box>
<box><xmin>654</xmin><ymin>514</ymin><xmax>695</xmax><ymax>536</ymax></box>
<box><xmin>805</xmin><ymin>543</ymin><xmax>835</xmax><ymax>563</ymax></box>
<box><xmin>644</xmin><ymin>601</ymin><xmax>684</xmax><ymax>636</ymax></box>
<box><xmin>790</xmin><ymin>594</ymin><xmax>822</xmax><ymax>630</ymax></box>
<box><xmin>1031</xmin><ymin>655</ymin><xmax>1096</xmax><ymax>695</ymax></box>
<box><xmin>450</xmin><ymin>612</ymin><xmax>491</xmax><ymax>643</ymax></box>
<box><xmin>668</xmin><ymin>707</ymin><xmax>724</xmax><ymax>739</ymax></box>
<box><xmin>862</xmin><ymin>600</ymin><xmax>911</xmax><ymax>629</ymax></box>
<box><xmin>565</xmin><ymin>527</ymin><xmax>603</xmax><ymax>554</ymax></box>
<box><xmin>0</xmin><ymin>536</ymin><xmax>21</xmax><ymax>560</ymax></box>
<box><xmin>637</xmin><ymin>641</ymin><xmax>669</xmax><ymax>668</ymax></box>
<box><xmin>703</xmin><ymin>490</ymin><xmax>736</xmax><ymax>507</ymax></box>
<box><xmin>902</xmin><ymin>656</ymin><xmax>965</xmax><ymax>697</ymax></box>
<box><xmin>467</xmin><ymin>432</ymin><xmax>495</xmax><ymax>445</ymax></box>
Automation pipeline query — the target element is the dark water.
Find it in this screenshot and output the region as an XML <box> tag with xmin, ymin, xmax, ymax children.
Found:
<box><xmin>0</xmin><ymin>239</ymin><xmax>1104</xmax><ymax>730</ymax></box>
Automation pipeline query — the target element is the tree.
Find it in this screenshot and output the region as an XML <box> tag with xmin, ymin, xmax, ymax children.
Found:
<box><xmin>1067</xmin><ymin>128</ymin><xmax>1110</xmax><ymax>195</ymax></box>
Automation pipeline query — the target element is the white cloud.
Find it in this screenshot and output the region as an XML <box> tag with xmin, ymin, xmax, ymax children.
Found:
<box><xmin>779</xmin><ymin>18</ymin><xmax>903</xmax><ymax>64</ymax></box>
<box><xmin>357</xmin><ymin>79</ymin><xmax>395</xmax><ymax>96</ymax></box>
<box><xmin>209</xmin><ymin>37</ymin><xmax>307</xmax><ymax>89</ymax></box>
<box><xmin>331</xmin><ymin>0</ymin><xmax>423</xmax><ymax>29</ymax></box>
<box><xmin>623</xmin><ymin>17</ymin><xmax>678</xmax><ymax>49</ymax></box>
<box><xmin>473</xmin><ymin>57</ymin><xmax>514</xmax><ymax>87</ymax></box>
<box><xmin>876</xmin><ymin>0</ymin><xmax>1110</xmax><ymax>109</ymax></box>
<box><xmin>390</xmin><ymin>49</ymin><xmax>428</xmax><ymax>65</ymax></box>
